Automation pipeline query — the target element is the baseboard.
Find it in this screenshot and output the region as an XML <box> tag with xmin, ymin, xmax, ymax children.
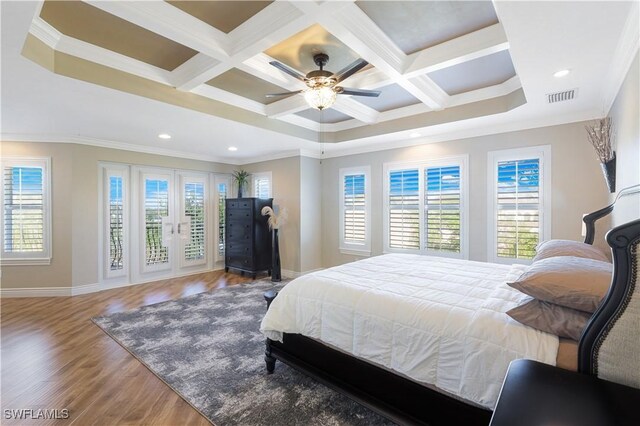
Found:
<box><xmin>1</xmin><ymin>266</ymin><xmax>225</xmax><ymax>298</ymax></box>
<box><xmin>282</xmin><ymin>268</ymin><xmax>323</xmax><ymax>279</ymax></box>
<box><xmin>0</xmin><ymin>286</ymin><xmax>73</xmax><ymax>297</ymax></box>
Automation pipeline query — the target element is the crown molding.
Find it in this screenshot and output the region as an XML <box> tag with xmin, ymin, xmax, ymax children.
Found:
<box><xmin>319</xmin><ymin>108</ymin><xmax>603</xmax><ymax>159</ymax></box>
<box><xmin>1</xmin><ymin>133</ymin><xmax>243</xmax><ymax>165</ymax></box>
<box><xmin>603</xmin><ymin>1</ymin><xmax>639</xmax><ymax>114</ymax></box>
<box><xmin>0</xmin><ymin>134</ymin><xmax>326</xmax><ymax>165</ymax></box>
<box><xmin>29</xmin><ymin>15</ymin><xmax>61</xmax><ymax>48</ymax></box>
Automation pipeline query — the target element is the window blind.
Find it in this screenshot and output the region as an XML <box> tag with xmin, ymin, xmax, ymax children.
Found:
<box><xmin>108</xmin><ymin>176</ymin><xmax>124</xmax><ymax>270</ymax></box>
<box><xmin>184</xmin><ymin>181</ymin><xmax>205</xmax><ymax>262</ymax></box>
<box><xmin>496</xmin><ymin>158</ymin><xmax>540</xmax><ymax>260</ymax></box>
<box><xmin>388</xmin><ymin>169</ymin><xmax>420</xmax><ymax>249</ymax></box>
<box><xmin>343</xmin><ymin>174</ymin><xmax>366</xmax><ymax>243</ymax></box>
<box><xmin>425</xmin><ymin>165</ymin><xmax>461</xmax><ymax>253</ymax></box>
<box><xmin>144</xmin><ymin>179</ymin><xmax>169</xmax><ymax>266</ymax></box>
<box><xmin>217</xmin><ymin>182</ymin><xmax>227</xmax><ymax>257</ymax></box>
<box><xmin>3</xmin><ymin>166</ymin><xmax>44</xmax><ymax>253</ymax></box>
<box><xmin>254</xmin><ymin>178</ymin><xmax>270</xmax><ymax>199</ymax></box>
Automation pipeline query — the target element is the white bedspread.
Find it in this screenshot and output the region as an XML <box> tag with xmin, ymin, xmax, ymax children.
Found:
<box><xmin>260</xmin><ymin>254</ymin><xmax>559</xmax><ymax>409</ymax></box>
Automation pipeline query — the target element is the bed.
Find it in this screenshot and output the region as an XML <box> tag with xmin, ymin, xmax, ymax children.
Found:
<box><xmin>259</xmin><ymin>192</ymin><xmax>640</xmax><ymax>425</ymax></box>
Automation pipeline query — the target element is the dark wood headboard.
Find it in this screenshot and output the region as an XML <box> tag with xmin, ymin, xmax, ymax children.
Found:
<box><xmin>583</xmin><ymin>184</ymin><xmax>640</xmax><ymax>245</ymax></box>
<box><xmin>578</xmin><ymin>185</ymin><xmax>640</xmax><ymax>382</ymax></box>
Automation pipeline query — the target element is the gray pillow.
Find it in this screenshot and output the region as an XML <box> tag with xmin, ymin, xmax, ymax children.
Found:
<box><xmin>534</xmin><ymin>239</ymin><xmax>609</xmax><ymax>263</ymax></box>
<box><xmin>508</xmin><ymin>256</ymin><xmax>612</xmax><ymax>312</ymax></box>
<box><xmin>507</xmin><ymin>299</ymin><xmax>592</xmax><ymax>340</ymax></box>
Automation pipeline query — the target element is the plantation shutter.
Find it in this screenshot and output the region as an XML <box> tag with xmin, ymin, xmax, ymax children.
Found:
<box><xmin>217</xmin><ymin>182</ymin><xmax>227</xmax><ymax>257</ymax></box>
<box><xmin>425</xmin><ymin>165</ymin><xmax>461</xmax><ymax>253</ymax></box>
<box><xmin>3</xmin><ymin>166</ymin><xmax>44</xmax><ymax>253</ymax></box>
<box><xmin>108</xmin><ymin>176</ymin><xmax>124</xmax><ymax>270</ymax></box>
<box><xmin>254</xmin><ymin>177</ymin><xmax>270</xmax><ymax>199</ymax></box>
<box><xmin>388</xmin><ymin>169</ymin><xmax>420</xmax><ymax>249</ymax></box>
<box><xmin>496</xmin><ymin>158</ymin><xmax>540</xmax><ymax>260</ymax></box>
<box><xmin>184</xmin><ymin>181</ymin><xmax>205</xmax><ymax>262</ymax></box>
<box><xmin>343</xmin><ymin>174</ymin><xmax>366</xmax><ymax>243</ymax></box>
<box><xmin>144</xmin><ymin>179</ymin><xmax>169</xmax><ymax>266</ymax></box>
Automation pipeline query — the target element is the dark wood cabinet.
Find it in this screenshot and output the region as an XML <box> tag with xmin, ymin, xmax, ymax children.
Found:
<box><xmin>224</xmin><ymin>198</ymin><xmax>273</xmax><ymax>278</ymax></box>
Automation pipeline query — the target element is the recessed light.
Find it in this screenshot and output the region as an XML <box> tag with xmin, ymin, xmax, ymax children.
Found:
<box><xmin>228</xmin><ymin>146</ymin><xmax>238</xmax><ymax>152</ymax></box>
<box><xmin>553</xmin><ymin>69</ymin><xmax>570</xmax><ymax>78</ymax></box>
<box><xmin>158</xmin><ymin>133</ymin><xmax>171</xmax><ymax>140</ymax></box>
<box><xmin>410</xmin><ymin>132</ymin><xmax>421</xmax><ymax>138</ymax></box>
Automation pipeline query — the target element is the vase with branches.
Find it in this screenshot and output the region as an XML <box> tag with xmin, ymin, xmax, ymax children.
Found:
<box><xmin>585</xmin><ymin>117</ymin><xmax>616</xmax><ymax>192</ymax></box>
<box><xmin>261</xmin><ymin>206</ymin><xmax>287</xmax><ymax>282</ymax></box>
<box><xmin>232</xmin><ymin>170</ymin><xmax>250</xmax><ymax>198</ymax></box>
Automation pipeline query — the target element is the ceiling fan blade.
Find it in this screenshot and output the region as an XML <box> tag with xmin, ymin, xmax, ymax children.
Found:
<box><xmin>332</xmin><ymin>58</ymin><xmax>369</xmax><ymax>83</ymax></box>
<box><xmin>338</xmin><ymin>87</ymin><xmax>381</xmax><ymax>97</ymax></box>
<box><xmin>269</xmin><ymin>61</ymin><xmax>306</xmax><ymax>82</ymax></box>
<box><xmin>265</xmin><ymin>91</ymin><xmax>302</xmax><ymax>98</ymax></box>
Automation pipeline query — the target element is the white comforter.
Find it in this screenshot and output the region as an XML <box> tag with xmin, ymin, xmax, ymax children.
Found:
<box><xmin>260</xmin><ymin>254</ymin><xmax>559</xmax><ymax>409</ymax></box>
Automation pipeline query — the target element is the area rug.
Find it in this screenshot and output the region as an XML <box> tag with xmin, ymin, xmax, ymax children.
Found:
<box><xmin>92</xmin><ymin>279</ymin><xmax>393</xmax><ymax>426</ymax></box>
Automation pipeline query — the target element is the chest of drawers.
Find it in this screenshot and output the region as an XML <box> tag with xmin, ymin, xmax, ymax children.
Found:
<box><xmin>224</xmin><ymin>198</ymin><xmax>273</xmax><ymax>278</ymax></box>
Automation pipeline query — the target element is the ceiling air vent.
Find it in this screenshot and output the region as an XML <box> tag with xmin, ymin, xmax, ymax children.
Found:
<box><xmin>547</xmin><ymin>89</ymin><xmax>577</xmax><ymax>104</ymax></box>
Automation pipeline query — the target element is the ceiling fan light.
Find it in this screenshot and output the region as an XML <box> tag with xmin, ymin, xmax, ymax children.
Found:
<box><xmin>304</xmin><ymin>86</ymin><xmax>337</xmax><ymax>110</ymax></box>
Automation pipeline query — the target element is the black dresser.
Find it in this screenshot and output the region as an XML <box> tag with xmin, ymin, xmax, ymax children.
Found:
<box><xmin>224</xmin><ymin>198</ymin><xmax>273</xmax><ymax>278</ymax></box>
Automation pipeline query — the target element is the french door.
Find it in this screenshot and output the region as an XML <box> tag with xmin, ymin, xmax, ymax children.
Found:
<box><xmin>100</xmin><ymin>164</ymin><xmax>230</xmax><ymax>286</ymax></box>
<box><xmin>132</xmin><ymin>167</ymin><xmax>210</xmax><ymax>282</ymax></box>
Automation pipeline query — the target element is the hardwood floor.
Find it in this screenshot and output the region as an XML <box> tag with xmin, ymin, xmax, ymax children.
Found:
<box><xmin>1</xmin><ymin>270</ymin><xmax>252</xmax><ymax>425</ymax></box>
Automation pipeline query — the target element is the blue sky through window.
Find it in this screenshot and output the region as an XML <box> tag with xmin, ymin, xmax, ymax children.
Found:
<box><xmin>426</xmin><ymin>166</ymin><xmax>460</xmax><ymax>193</ymax></box>
<box><xmin>344</xmin><ymin>174</ymin><xmax>365</xmax><ymax>196</ymax></box>
<box><xmin>390</xmin><ymin>169</ymin><xmax>419</xmax><ymax>195</ymax></box>
<box><xmin>498</xmin><ymin>159</ymin><xmax>539</xmax><ymax>192</ymax></box>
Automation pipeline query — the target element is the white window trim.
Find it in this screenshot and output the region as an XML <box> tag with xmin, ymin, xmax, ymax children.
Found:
<box><xmin>251</xmin><ymin>171</ymin><xmax>272</xmax><ymax>199</ymax></box>
<box><xmin>487</xmin><ymin>145</ymin><xmax>552</xmax><ymax>265</ymax></box>
<box><xmin>382</xmin><ymin>155</ymin><xmax>469</xmax><ymax>259</ymax></box>
<box><xmin>339</xmin><ymin>166</ymin><xmax>371</xmax><ymax>256</ymax></box>
<box><xmin>98</xmin><ymin>163</ymin><xmax>130</xmax><ymax>281</ymax></box>
<box><xmin>0</xmin><ymin>156</ymin><xmax>52</xmax><ymax>266</ymax></box>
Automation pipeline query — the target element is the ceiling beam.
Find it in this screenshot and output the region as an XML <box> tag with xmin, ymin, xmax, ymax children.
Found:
<box><xmin>332</xmin><ymin>97</ymin><xmax>380</xmax><ymax>124</ymax></box>
<box><xmin>173</xmin><ymin>2</ymin><xmax>313</xmax><ymax>91</ymax></box>
<box><xmin>404</xmin><ymin>23</ymin><xmax>510</xmax><ymax>78</ymax></box>
<box><xmin>265</xmin><ymin>95</ymin><xmax>310</xmax><ymax>118</ymax></box>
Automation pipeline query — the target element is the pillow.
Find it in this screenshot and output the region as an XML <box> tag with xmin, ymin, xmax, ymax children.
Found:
<box><xmin>507</xmin><ymin>299</ymin><xmax>592</xmax><ymax>340</ymax></box>
<box><xmin>534</xmin><ymin>239</ymin><xmax>609</xmax><ymax>263</ymax></box>
<box><xmin>508</xmin><ymin>256</ymin><xmax>612</xmax><ymax>312</ymax></box>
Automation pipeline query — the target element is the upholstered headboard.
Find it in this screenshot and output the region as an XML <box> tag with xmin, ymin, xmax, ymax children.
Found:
<box><xmin>578</xmin><ymin>186</ymin><xmax>640</xmax><ymax>388</ymax></box>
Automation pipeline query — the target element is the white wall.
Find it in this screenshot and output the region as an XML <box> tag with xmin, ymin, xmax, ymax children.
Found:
<box><xmin>608</xmin><ymin>52</ymin><xmax>640</xmax><ymax>226</ymax></box>
<box><xmin>320</xmin><ymin>121</ymin><xmax>610</xmax><ymax>268</ymax></box>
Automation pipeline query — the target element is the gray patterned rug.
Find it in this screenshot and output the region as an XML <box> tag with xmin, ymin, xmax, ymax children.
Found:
<box><xmin>92</xmin><ymin>279</ymin><xmax>393</xmax><ymax>426</ymax></box>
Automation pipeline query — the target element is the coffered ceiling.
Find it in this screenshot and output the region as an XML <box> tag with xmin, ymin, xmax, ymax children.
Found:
<box><xmin>2</xmin><ymin>1</ymin><xmax>637</xmax><ymax>162</ymax></box>
<box><xmin>23</xmin><ymin>0</ymin><xmax>527</xmax><ymax>140</ymax></box>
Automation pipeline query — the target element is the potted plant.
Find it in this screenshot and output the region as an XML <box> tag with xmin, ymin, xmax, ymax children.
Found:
<box><xmin>585</xmin><ymin>117</ymin><xmax>616</xmax><ymax>192</ymax></box>
<box><xmin>232</xmin><ymin>170</ymin><xmax>250</xmax><ymax>198</ymax></box>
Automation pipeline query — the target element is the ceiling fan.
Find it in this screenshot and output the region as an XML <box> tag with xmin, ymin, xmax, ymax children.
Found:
<box><xmin>266</xmin><ymin>53</ymin><xmax>381</xmax><ymax>110</ymax></box>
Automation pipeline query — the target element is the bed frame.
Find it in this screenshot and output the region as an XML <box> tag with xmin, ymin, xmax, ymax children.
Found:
<box><xmin>263</xmin><ymin>186</ymin><xmax>640</xmax><ymax>426</ymax></box>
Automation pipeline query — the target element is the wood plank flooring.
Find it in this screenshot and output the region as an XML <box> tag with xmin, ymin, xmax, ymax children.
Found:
<box><xmin>1</xmin><ymin>270</ymin><xmax>252</xmax><ymax>425</ymax></box>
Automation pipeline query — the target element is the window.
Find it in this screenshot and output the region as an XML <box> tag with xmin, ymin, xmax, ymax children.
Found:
<box><xmin>425</xmin><ymin>165</ymin><xmax>462</xmax><ymax>253</ymax></box>
<box><xmin>215</xmin><ymin>177</ymin><xmax>229</xmax><ymax>258</ymax></box>
<box><xmin>488</xmin><ymin>146</ymin><xmax>551</xmax><ymax>264</ymax></box>
<box><xmin>183</xmin><ymin>180</ymin><xmax>206</xmax><ymax>263</ymax></box>
<box><xmin>339</xmin><ymin>166</ymin><xmax>371</xmax><ymax>255</ymax></box>
<box><xmin>1</xmin><ymin>157</ymin><xmax>51</xmax><ymax>265</ymax></box>
<box><xmin>384</xmin><ymin>156</ymin><xmax>468</xmax><ymax>258</ymax></box>
<box><xmin>101</xmin><ymin>165</ymin><xmax>129</xmax><ymax>278</ymax></box>
<box><xmin>252</xmin><ymin>172</ymin><xmax>272</xmax><ymax>199</ymax></box>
